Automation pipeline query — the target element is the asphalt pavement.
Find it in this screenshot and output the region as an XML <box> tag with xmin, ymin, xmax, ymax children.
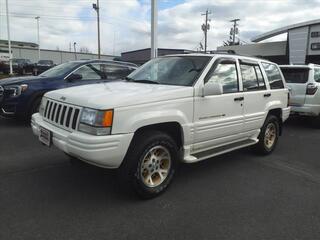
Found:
<box><xmin>1</xmin><ymin>116</ymin><xmax>320</xmax><ymax>240</ymax></box>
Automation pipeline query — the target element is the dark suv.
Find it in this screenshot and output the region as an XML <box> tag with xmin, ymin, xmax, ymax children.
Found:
<box><xmin>0</xmin><ymin>59</ymin><xmax>137</xmax><ymax>120</ymax></box>
<box><xmin>0</xmin><ymin>58</ymin><xmax>34</xmax><ymax>75</ymax></box>
<box><xmin>33</xmin><ymin>60</ymin><xmax>56</xmax><ymax>75</ymax></box>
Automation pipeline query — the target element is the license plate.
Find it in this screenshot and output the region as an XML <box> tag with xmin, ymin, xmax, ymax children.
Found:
<box><xmin>39</xmin><ymin>127</ymin><xmax>51</xmax><ymax>147</ymax></box>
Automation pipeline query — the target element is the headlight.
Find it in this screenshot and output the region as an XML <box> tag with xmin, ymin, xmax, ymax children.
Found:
<box><xmin>79</xmin><ymin>108</ymin><xmax>113</xmax><ymax>136</ymax></box>
<box><xmin>4</xmin><ymin>84</ymin><xmax>28</xmax><ymax>97</ymax></box>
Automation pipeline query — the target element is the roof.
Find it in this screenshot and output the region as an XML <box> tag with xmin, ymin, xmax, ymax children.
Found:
<box><xmin>252</xmin><ymin>19</ymin><xmax>320</xmax><ymax>42</ymax></box>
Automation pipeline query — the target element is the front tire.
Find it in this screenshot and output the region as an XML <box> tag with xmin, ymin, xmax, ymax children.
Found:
<box><xmin>254</xmin><ymin>115</ymin><xmax>280</xmax><ymax>155</ymax></box>
<box><xmin>119</xmin><ymin>130</ymin><xmax>179</xmax><ymax>199</ymax></box>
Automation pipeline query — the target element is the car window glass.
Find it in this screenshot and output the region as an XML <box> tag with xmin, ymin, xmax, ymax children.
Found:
<box><xmin>206</xmin><ymin>60</ymin><xmax>239</xmax><ymax>94</ymax></box>
<box><xmin>102</xmin><ymin>65</ymin><xmax>133</xmax><ymax>80</ymax></box>
<box><xmin>280</xmin><ymin>68</ymin><xmax>309</xmax><ymax>83</ymax></box>
<box><xmin>314</xmin><ymin>68</ymin><xmax>320</xmax><ymax>82</ymax></box>
<box><xmin>262</xmin><ymin>63</ymin><xmax>284</xmax><ymax>89</ymax></box>
<box><xmin>127</xmin><ymin>56</ymin><xmax>211</xmax><ymax>86</ymax></box>
<box><xmin>72</xmin><ymin>64</ymin><xmax>105</xmax><ymax>80</ymax></box>
<box><xmin>240</xmin><ymin>64</ymin><xmax>266</xmax><ymax>91</ymax></box>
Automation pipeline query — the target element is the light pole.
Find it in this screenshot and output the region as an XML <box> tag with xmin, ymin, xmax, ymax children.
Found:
<box><xmin>151</xmin><ymin>0</ymin><xmax>158</xmax><ymax>59</ymax></box>
<box><xmin>93</xmin><ymin>0</ymin><xmax>101</xmax><ymax>59</ymax></box>
<box><xmin>5</xmin><ymin>0</ymin><xmax>13</xmax><ymax>75</ymax></box>
<box><xmin>35</xmin><ymin>16</ymin><xmax>40</xmax><ymax>61</ymax></box>
<box><xmin>73</xmin><ymin>42</ymin><xmax>77</xmax><ymax>60</ymax></box>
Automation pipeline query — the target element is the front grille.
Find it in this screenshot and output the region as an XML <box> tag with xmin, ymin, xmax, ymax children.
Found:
<box><xmin>43</xmin><ymin>99</ymin><xmax>81</xmax><ymax>131</ymax></box>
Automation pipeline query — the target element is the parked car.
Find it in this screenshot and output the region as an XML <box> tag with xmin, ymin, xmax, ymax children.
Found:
<box><xmin>0</xmin><ymin>59</ymin><xmax>137</xmax><ymax>120</ymax></box>
<box><xmin>33</xmin><ymin>60</ymin><xmax>56</xmax><ymax>75</ymax></box>
<box><xmin>0</xmin><ymin>58</ymin><xmax>34</xmax><ymax>75</ymax></box>
<box><xmin>31</xmin><ymin>53</ymin><xmax>290</xmax><ymax>199</ymax></box>
<box><xmin>280</xmin><ymin>64</ymin><xmax>320</xmax><ymax>125</ymax></box>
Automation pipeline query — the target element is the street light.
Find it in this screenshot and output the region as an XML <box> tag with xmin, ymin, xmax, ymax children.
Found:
<box><xmin>92</xmin><ymin>0</ymin><xmax>101</xmax><ymax>59</ymax></box>
<box><xmin>35</xmin><ymin>16</ymin><xmax>40</xmax><ymax>61</ymax></box>
<box><xmin>73</xmin><ymin>42</ymin><xmax>77</xmax><ymax>60</ymax></box>
<box><xmin>5</xmin><ymin>0</ymin><xmax>13</xmax><ymax>75</ymax></box>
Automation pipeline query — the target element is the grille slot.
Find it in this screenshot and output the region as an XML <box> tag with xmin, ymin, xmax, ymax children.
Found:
<box><xmin>43</xmin><ymin>99</ymin><xmax>81</xmax><ymax>131</ymax></box>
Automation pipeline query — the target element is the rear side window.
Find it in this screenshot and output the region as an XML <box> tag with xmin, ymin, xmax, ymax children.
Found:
<box><xmin>240</xmin><ymin>64</ymin><xmax>266</xmax><ymax>91</ymax></box>
<box><xmin>262</xmin><ymin>63</ymin><xmax>284</xmax><ymax>89</ymax></box>
<box><xmin>280</xmin><ymin>68</ymin><xmax>309</xmax><ymax>84</ymax></box>
<box><xmin>315</xmin><ymin>68</ymin><xmax>320</xmax><ymax>83</ymax></box>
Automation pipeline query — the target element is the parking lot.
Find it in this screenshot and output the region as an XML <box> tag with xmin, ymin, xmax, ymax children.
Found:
<box><xmin>1</xmin><ymin>116</ymin><xmax>320</xmax><ymax>240</ymax></box>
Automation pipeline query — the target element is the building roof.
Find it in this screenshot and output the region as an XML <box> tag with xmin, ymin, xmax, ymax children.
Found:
<box><xmin>0</xmin><ymin>39</ymin><xmax>38</xmax><ymax>48</ymax></box>
<box><xmin>252</xmin><ymin>19</ymin><xmax>320</xmax><ymax>42</ymax></box>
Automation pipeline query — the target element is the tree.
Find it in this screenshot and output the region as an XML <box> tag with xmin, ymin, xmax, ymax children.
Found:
<box><xmin>79</xmin><ymin>46</ymin><xmax>91</xmax><ymax>53</ymax></box>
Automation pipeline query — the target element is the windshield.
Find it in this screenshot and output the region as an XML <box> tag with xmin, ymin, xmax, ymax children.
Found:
<box><xmin>40</xmin><ymin>62</ymin><xmax>79</xmax><ymax>77</ymax></box>
<box><xmin>127</xmin><ymin>56</ymin><xmax>211</xmax><ymax>86</ymax></box>
<box><xmin>281</xmin><ymin>68</ymin><xmax>309</xmax><ymax>84</ymax></box>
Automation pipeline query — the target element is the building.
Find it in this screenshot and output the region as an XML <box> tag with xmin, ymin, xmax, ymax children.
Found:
<box><xmin>121</xmin><ymin>48</ymin><xmax>192</xmax><ymax>65</ymax></box>
<box><xmin>0</xmin><ymin>39</ymin><xmax>117</xmax><ymax>64</ymax></box>
<box><xmin>217</xmin><ymin>19</ymin><xmax>320</xmax><ymax>65</ymax></box>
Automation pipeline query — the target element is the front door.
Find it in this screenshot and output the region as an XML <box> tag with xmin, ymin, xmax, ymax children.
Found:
<box><xmin>193</xmin><ymin>58</ymin><xmax>244</xmax><ymax>153</ymax></box>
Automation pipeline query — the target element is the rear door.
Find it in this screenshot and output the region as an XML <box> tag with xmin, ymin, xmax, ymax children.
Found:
<box><xmin>239</xmin><ymin>59</ymin><xmax>269</xmax><ymax>133</ymax></box>
<box><xmin>280</xmin><ymin>67</ymin><xmax>310</xmax><ymax>106</ymax></box>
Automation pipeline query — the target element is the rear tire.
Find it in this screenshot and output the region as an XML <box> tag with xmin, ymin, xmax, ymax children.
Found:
<box><xmin>119</xmin><ymin>130</ymin><xmax>179</xmax><ymax>199</ymax></box>
<box><xmin>253</xmin><ymin>115</ymin><xmax>280</xmax><ymax>155</ymax></box>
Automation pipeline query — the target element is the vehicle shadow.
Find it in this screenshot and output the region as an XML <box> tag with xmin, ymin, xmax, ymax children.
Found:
<box><xmin>284</xmin><ymin>115</ymin><xmax>319</xmax><ymax>130</ymax></box>
<box><xmin>0</xmin><ymin>116</ymin><xmax>30</xmax><ymax>128</ymax></box>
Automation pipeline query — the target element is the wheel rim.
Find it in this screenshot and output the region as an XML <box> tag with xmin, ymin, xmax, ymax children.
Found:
<box><xmin>140</xmin><ymin>145</ymin><xmax>171</xmax><ymax>188</ymax></box>
<box><xmin>264</xmin><ymin>123</ymin><xmax>276</xmax><ymax>149</ymax></box>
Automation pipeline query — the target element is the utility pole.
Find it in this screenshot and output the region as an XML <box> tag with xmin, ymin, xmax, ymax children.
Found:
<box><xmin>201</xmin><ymin>10</ymin><xmax>212</xmax><ymax>53</ymax></box>
<box><xmin>93</xmin><ymin>0</ymin><xmax>101</xmax><ymax>59</ymax></box>
<box><xmin>73</xmin><ymin>42</ymin><xmax>77</xmax><ymax>60</ymax></box>
<box><xmin>230</xmin><ymin>19</ymin><xmax>240</xmax><ymax>45</ymax></box>
<box><xmin>5</xmin><ymin>0</ymin><xmax>13</xmax><ymax>75</ymax></box>
<box><xmin>35</xmin><ymin>16</ymin><xmax>40</xmax><ymax>61</ymax></box>
<box><xmin>151</xmin><ymin>0</ymin><xmax>158</xmax><ymax>59</ymax></box>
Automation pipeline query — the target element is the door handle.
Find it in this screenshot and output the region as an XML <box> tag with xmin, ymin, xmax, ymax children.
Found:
<box><xmin>234</xmin><ymin>97</ymin><xmax>244</xmax><ymax>101</ymax></box>
<box><xmin>264</xmin><ymin>93</ymin><xmax>271</xmax><ymax>97</ymax></box>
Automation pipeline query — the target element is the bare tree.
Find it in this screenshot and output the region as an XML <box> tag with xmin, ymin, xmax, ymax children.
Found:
<box><xmin>79</xmin><ymin>46</ymin><xmax>91</xmax><ymax>53</ymax></box>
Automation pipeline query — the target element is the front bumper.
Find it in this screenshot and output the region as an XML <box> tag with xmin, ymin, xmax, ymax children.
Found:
<box><xmin>31</xmin><ymin>113</ymin><xmax>134</xmax><ymax>169</ymax></box>
<box><xmin>290</xmin><ymin>104</ymin><xmax>320</xmax><ymax>116</ymax></box>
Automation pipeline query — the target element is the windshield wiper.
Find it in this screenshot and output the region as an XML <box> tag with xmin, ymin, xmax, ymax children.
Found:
<box><xmin>132</xmin><ymin>79</ymin><xmax>159</xmax><ymax>84</ymax></box>
<box><xmin>124</xmin><ymin>76</ymin><xmax>134</xmax><ymax>81</ymax></box>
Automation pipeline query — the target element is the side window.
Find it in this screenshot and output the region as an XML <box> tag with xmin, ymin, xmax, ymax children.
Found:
<box><xmin>314</xmin><ymin>68</ymin><xmax>320</xmax><ymax>82</ymax></box>
<box><xmin>240</xmin><ymin>64</ymin><xmax>266</xmax><ymax>91</ymax></box>
<box><xmin>72</xmin><ymin>64</ymin><xmax>104</xmax><ymax>80</ymax></box>
<box><xmin>103</xmin><ymin>65</ymin><xmax>132</xmax><ymax>80</ymax></box>
<box><xmin>205</xmin><ymin>59</ymin><xmax>239</xmax><ymax>94</ymax></box>
<box><xmin>262</xmin><ymin>63</ymin><xmax>284</xmax><ymax>89</ymax></box>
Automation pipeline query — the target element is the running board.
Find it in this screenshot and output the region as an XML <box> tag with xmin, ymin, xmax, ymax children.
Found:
<box><xmin>183</xmin><ymin>139</ymin><xmax>258</xmax><ymax>163</ymax></box>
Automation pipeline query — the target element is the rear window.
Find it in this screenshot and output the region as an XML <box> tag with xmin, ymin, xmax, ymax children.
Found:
<box><xmin>262</xmin><ymin>63</ymin><xmax>284</xmax><ymax>89</ymax></box>
<box><xmin>280</xmin><ymin>68</ymin><xmax>309</xmax><ymax>84</ymax></box>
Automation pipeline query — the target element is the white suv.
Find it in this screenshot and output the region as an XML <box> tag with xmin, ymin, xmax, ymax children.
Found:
<box><xmin>280</xmin><ymin>64</ymin><xmax>320</xmax><ymax>123</ymax></box>
<box><xmin>32</xmin><ymin>53</ymin><xmax>290</xmax><ymax>198</ymax></box>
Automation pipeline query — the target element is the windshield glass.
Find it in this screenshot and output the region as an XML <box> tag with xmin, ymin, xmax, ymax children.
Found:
<box><xmin>281</xmin><ymin>68</ymin><xmax>309</xmax><ymax>83</ymax></box>
<box><xmin>12</xmin><ymin>59</ymin><xmax>25</xmax><ymax>64</ymax></box>
<box><xmin>127</xmin><ymin>56</ymin><xmax>211</xmax><ymax>86</ymax></box>
<box><xmin>40</xmin><ymin>62</ymin><xmax>79</xmax><ymax>77</ymax></box>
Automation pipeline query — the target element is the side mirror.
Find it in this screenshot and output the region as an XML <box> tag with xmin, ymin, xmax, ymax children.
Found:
<box><xmin>204</xmin><ymin>82</ymin><xmax>223</xmax><ymax>96</ymax></box>
<box><xmin>67</xmin><ymin>73</ymin><xmax>82</xmax><ymax>81</ymax></box>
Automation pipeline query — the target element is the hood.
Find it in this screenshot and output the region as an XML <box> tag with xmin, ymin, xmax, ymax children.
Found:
<box><xmin>45</xmin><ymin>81</ymin><xmax>194</xmax><ymax>109</ymax></box>
<box><xmin>0</xmin><ymin>76</ymin><xmax>47</xmax><ymax>86</ymax></box>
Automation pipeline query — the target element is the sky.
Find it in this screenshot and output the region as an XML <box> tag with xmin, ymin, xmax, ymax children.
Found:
<box><xmin>1</xmin><ymin>0</ymin><xmax>320</xmax><ymax>56</ymax></box>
